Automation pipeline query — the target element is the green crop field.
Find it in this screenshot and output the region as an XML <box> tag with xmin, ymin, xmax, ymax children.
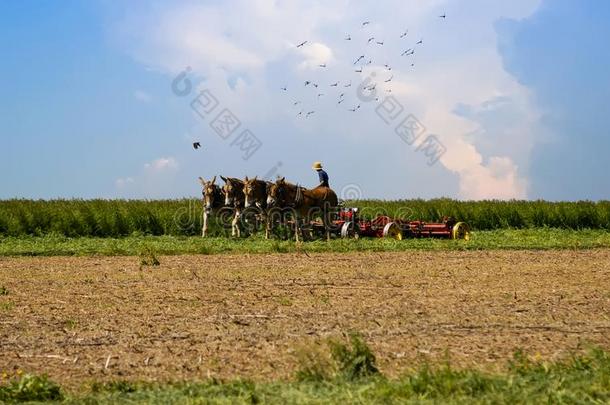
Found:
<box><xmin>1</xmin><ymin>199</ymin><xmax>610</xmax><ymax>238</ymax></box>
<box><xmin>1</xmin><ymin>199</ymin><xmax>610</xmax><ymax>256</ymax></box>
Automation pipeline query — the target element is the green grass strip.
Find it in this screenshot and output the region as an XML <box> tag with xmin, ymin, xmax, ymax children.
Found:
<box><xmin>1</xmin><ymin>229</ymin><xmax>610</xmax><ymax>257</ymax></box>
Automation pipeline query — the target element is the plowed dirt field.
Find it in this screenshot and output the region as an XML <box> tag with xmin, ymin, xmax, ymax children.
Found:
<box><xmin>1</xmin><ymin>250</ymin><xmax>609</xmax><ymax>387</ymax></box>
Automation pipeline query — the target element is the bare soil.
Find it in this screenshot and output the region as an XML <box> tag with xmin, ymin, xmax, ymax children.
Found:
<box><xmin>1</xmin><ymin>250</ymin><xmax>609</xmax><ymax>387</ymax></box>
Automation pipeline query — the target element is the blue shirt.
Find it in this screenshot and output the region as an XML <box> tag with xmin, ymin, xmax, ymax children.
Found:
<box><xmin>317</xmin><ymin>169</ymin><xmax>329</xmax><ymax>186</ymax></box>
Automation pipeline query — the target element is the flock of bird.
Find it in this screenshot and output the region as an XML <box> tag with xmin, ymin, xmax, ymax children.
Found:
<box><xmin>284</xmin><ymin>14</ymin><xmax>447</xmax><ymax>119</ymax></box>
<box><xmin>193</xmin><ymin>13</ymin><xmax>447</xmax><ymax>149</ymax></box>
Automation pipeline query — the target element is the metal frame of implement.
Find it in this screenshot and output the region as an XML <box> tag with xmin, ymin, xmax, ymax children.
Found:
<box><xmin>313</xmin><ymin>207</ymin><xmax>471</xmax><ymax>240</ymax></box>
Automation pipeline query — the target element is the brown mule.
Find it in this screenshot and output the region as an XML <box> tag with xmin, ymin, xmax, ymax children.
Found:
<box><xmin>267</xmin><ymin>177</ymin><xmax>338</xmax><ymax>241</ymax></box>
<box><xmin>243</xmin><ymin>176</ymin><xmax>273</xmax><ymax>239</ymax></box>
<box><xmin>220</xmin><ymin>176</ymin><xmax>245</xmax><ymax>237</ymax></box>
<box><xmin>198</xmin><ymin>176</ymin><xmax>223</xmax><ymax>237</ymax></box>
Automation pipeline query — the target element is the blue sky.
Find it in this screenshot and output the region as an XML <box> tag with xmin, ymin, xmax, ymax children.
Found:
<box><xmin>1</xmin><ymin>0</ymin><xmax>608</xmax><ymax>200</ymax></box>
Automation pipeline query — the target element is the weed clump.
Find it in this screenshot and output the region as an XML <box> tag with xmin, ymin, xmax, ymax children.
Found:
<box><xmin>329</xmin><ymin>332</ymin><xmax>379</xmax><ymax>380</ymax></box>
<box><xmin>139</xmin><ymin>247</ymin><xmax>160</xmax><ymax>267</ymax></box>
<box><xmin>0</xmin><ymin>374</ymin><xmax>63</xmax><ymax>402</ymax></box>
<box><xmin>295</xmin><ymin>332</ymin><xmax>380</xmax><ymax>382</ymax></box>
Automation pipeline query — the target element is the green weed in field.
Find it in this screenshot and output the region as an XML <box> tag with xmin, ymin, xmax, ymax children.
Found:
<box><xmin>138</xmin><ymin>247</ymin><xmax>160</xmax><ymax>267</ymax></box>
<box><xmin>0</xmin><ymin>374</ymin><xmax>63</xmax><ymax>402</ymax></box>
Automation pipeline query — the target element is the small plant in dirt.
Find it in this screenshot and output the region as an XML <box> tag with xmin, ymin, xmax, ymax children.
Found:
<box><xmin>0</xmin><ymin>373</ymin><xmax>63</xmax><ymax>402</ymax></box>
<box><xmin>0</xmin><ymin>286</ymin><xmax>8</xmax><ymax>295</ymax></box>
<box><xmin>278</xmin><ymin>296</ymin><xmax>293</xmax><ymax>306</ymax></box>
<box><xmin>139</xmin><ymin>246</ymin><xmax>160</xmax><ymax>267</ymax></box>
<box><xmin>329</xmin><ymin>332</ymin><xmax>379</xmax><ymax>380</ymax></box>
<box><xmin>63</xmin><ymin>319</ymin><xmax>78</xmax><ymax>329</ymax></box>
<box><xmin>294</xmin><ymin>342</ymin><xmax>336</xmax><ymax>382</ymax></box>
<box><xmin>295</xmin><ymin>332</ymin><xmax>380</xmax><ymax>382</ymax></box>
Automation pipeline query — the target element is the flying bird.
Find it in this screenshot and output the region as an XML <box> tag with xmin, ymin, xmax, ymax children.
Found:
<box><xmin>344</xmin><ymin>81</ymin><xmax>352</xmax><ymax>88</ymax></box>
<box><xmin>338</xmin><ymin>99</ymin><xmax>345</xmax><ymax>104</ymax></box>
<box><xmin>193</xmin><ymin>142</ymin><xmax>201</xmax><ymax>150</ymax></box>
<box><xmin>345</xmin><ymin>35</ymin><xmax>352</xmax><ymax>40</ymax></box>
<box><xmin>339</xmin><ymin>93</ymin><xmax>345</xmax><ymax>98</ymax></box>
<box><xmin>304</xmin><ymin>81</ymin><xmax>311</xmax><ymax>86</ymax></box>
<box><xmin>349</xmin><ymin>105</ymin><xmax>361</xmax><ymax>112</ymax></box>
<box><xmin>317</xmin><ymin>93</ymin><xmax>324</xmax><ymax>98</ymax></box>
<box><xmin>319</xmin><ymin>63</ymin><xmax>327</xmax><ymax>68</ymax></box>
<box><xmin>312</xmin><ymin>83</ymin><xmax>319</xmax><ymax>88</ymax></box>
<box><xmin>376</xmin><ymin>41</ymin><xmax>384</xmax><ymax>45</ymax></box>
<box><xmin>355</xmin><ymin>67</ymin><xmax>363</xmax><ymax>73</ymax></box>
<box><xmin>384</xmin><ymin>75</ymin><xmax>393</xmax><ymax>83</ymax></box>
<box><xmin>386</xmin><ymin>89</ymin><xmax>392</xmax><ymax>93</ymax></box>
<box><xmin>362</xmin><ymin>21</ymin><xmax>370</xmax><ymax>27</ymax></box>
<box><xmin>367</xmin><ymin>37</ymin><xmax>375</xmax><ymax>43</ymax></box>
<box><xmin>366</xmin><ymin>60</ymin><xmax>372</xmax><ymax>65</ymax></box>
<box><xmin>402</xmin><ymin>49</ymin><xmax>415</xmax><ymax>56</ymax></box>
<box><xmin>417</xmin><ymin>39</ymin><xmax>423</xmax><ymax>45</ymax></box>
<box><xmin>296</xmin><ymin>111</ymin><xmax>303</xmax><ymax>117</ymax></box>
<box><xmin>330</xmin><ymin>82</ymin><xmax>339</xmax><ymax>87</ymax></box>
<box><xmin>293</xmin><ymin>101</ymin><xmax>301</xmax><ymax>106</ymax></box>
<box><xmin>400</xmin><ymin>30</ymin><xmax>408</xmax><ymax>38</ymax></box>
<box><xmin>296</xmin><ymin>41</ymin><xmax>308</xmax><ymax>48</ymax></box>
<box><xmin>354</xmin><ymin>55</ymin><xmax>365</xmax><ymax>64</ymax></box>
<box><xmin>281</xmin><ymin>86</ymin><xmax>287</xmax><ymax>91</ymax></box>
<box><xmin>384</xmin><ymin>64</ymin><xmax>392</xmax><ymax>71</ymax></box>
<box><xmin>439</xmin><ymin>13</ymin><xmax>446</xmax><ymax>18</ymax></box>
<box><xmin>306</xmin><ymin>111</ymin><xmax>315</xmax><ymax>118</ymax></box>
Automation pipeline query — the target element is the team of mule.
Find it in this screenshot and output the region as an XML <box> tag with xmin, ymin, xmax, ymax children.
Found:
<box><xmin>198</xmin><ymin>176</ymin><xmax>338</xmax><ymax>241</ymax></box>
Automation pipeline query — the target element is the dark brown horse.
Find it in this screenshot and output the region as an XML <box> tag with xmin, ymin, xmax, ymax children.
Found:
<box><xmin>198</xmin><ymin>176</ymin><xmax>224</xmax><ymax>237</ymax></box>
<box><xmin>267</xmin><ymin>177</ymin><xmax>338</xmax><ymax>241</ymax></box>
<box><xmin>220</xmin><ymin>176</ymin><xmax>245</xmax><ymax>237</ymax></box>
<box><xmin>243</xmin><ymin>176</ymin><xmax>273</xmax><ymax>238</ymax></box>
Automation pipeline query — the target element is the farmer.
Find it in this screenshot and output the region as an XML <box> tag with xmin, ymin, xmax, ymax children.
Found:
<box><xmin>312</xmin><ymin>161</ymin><xmax>329</xmax><ymax>188</ymax></box>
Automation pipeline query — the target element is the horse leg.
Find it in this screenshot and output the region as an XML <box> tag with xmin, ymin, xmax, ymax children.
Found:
<box><xmin>326</xmin><ymin>211</ymin><xmax>331</xmax><ymax>242</ymax></box>
<box><xmin>263</xmin><ymin>212</ymin><xmax>270</xmax><ymax>239</ymax></box>
<box><xmin>294</xmin><ymin>216</ymin><xmax>300</xmax><ymax>242</ymax></box>
<box><xmin>202</xmin><ymin>210</ymin><xmax>208</xmax><ymax>237</ymax></box>
<box><xmin>235</xmin><ymin>210</ymin><xmax>242</xmax><ymax>238</ymax></box>
<box><xmin>231</xmin><ymin>212</ymin><xmax>238</xmax><ymax>237</ymax></box>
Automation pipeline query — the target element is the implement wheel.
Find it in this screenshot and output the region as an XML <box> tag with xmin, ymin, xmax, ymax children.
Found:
<box><xmin>340</xmin><ymin>222</ymin><xmax>360</xmax><ymax>239</ymax></box>
<box><xmin>382</xmin><ymin>222</ymin><xmax>403</xmax><ymax>240</ymax></box>
<box><xmin>451</xmin><ymin>222</ymin><xmax>471</xmax><ymax>240</ymax></box>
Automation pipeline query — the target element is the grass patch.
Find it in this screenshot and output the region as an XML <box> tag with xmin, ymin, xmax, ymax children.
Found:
<box><xmin>5</xmin><ymin>348</ymin><xmax>609</xmax><ymax>403</ymax></box>
<box><xmin>0</xmin><ymin>374</ymin><xmax>63</xmax><ymax>402</ymax></box>
<box><xmin>1</xmin><ymin>228</ymin><xmax>610</xmax><ymax>257</ymax></box>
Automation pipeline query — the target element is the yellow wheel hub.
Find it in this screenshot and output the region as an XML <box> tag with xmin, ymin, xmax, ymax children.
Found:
<box><xmin>451</xmin><ymin>222</ymin><xmax>471</xmax><ymax>240</ymax></box>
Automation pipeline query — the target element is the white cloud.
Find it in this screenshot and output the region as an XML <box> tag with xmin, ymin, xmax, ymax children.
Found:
<box><xmin>115</xmin><ymin>177</ymin><xmax>135</xmax><ymax>188</ymax></box>
<box><xmin>109</xmin><ymin>0</ymin><xmax>543</xmax><ymax>200</ymax></box>
<box><xmin>144</xmin><ymin>157</ymin><xmax>178</xmax><ymax>172</ymax></box>
<box><xmin>297</xmin><ymin>42</ymin><xmax>334</xmax><ymax>70</ymax></box>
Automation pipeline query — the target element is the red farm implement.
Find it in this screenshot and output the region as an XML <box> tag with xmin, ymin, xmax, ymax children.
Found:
<box><xmin>327</xmin><ymin>207</ymin><xmax>471</xmax><ymax>240</ymax></box>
